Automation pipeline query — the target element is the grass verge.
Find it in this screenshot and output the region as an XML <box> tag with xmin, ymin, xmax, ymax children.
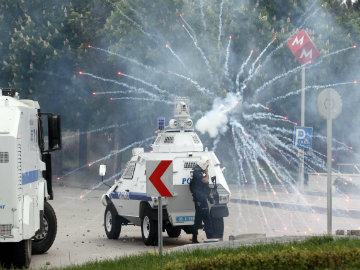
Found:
<box><xmin>5</xmin><ymin>236</ymin><xmax>360</xmax><ymax>270</ymax></box>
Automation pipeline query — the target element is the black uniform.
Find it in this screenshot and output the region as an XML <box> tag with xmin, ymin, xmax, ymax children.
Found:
<box><xmin>190</xmin><ymin>165</ymin><xmax>213</xmax><ymax>239</ymax></box>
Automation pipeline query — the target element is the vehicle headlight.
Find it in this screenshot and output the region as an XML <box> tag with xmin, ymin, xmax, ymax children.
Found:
<box><xmin>219</xmin><ymin>194</ymin><xmax>229</xmax><ymax>204</ymax></box>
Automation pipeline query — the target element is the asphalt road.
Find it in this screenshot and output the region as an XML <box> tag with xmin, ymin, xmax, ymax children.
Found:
<box><xmin>30</xmin><ymin>184</ymin><xmax>215</xmax><ymax>269</ymax></box>
<box><xmin>30</xmin><ymin>183</ymin><xmax>360</xmax><ymax>269</ymax></box>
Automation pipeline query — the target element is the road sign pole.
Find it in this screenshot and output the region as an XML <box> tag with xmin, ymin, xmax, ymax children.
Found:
<box><xmin>327</xmin><ymin>118</ymin><xmax>332</xmax><ymax>235</ymax></box>
<box><xmin>301</xmin><ymin>67</ymin><xmax>305</xmax><ymax>126</ymax></box>
<box><xmin>299</xmin><ymin>67</ymin><xmax>306</xmax><ymax>192</ymax></box>
<box><xmin>317</xmin><ymin>89</ymin><xmax>342</xmax><ymax>236</ymax></box>
<box><xmin>158</xmin><ymin>196</ymin><xmax>163</xmax><ymax>255</ymax></box>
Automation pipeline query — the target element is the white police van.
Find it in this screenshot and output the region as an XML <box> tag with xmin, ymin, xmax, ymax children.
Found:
<box><xmin>100</xmin><ymin>97</ymin><xmax>230</xmax><ymax>245</ymax></box>
<box><xmin>0</xmin><ymin>89</ymin><xmax>61</xmax><ymax>268</ymax></box>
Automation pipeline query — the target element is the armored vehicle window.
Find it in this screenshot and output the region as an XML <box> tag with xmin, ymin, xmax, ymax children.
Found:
<box><xmin>164</xmin><ymin>136</ymin><xmax>174</xmax><ymax>143</ymax></box>
<box><xmin>154</xmin><ymin>136</ymin><xmax>161</xmax><ymax>144</ymax></box>
<box><xmin>192</xmin><ymin>135</ymin><xmax>200</xmax><ymax>144</ymax></box>
<box><xmin>0</xmin><ymin>152</ymin><xmax>9</xmax><ymax>163</ymax></box>
<box><xmin>123</xmin><ymin>163</ymin><xmax>136</xmax><ymax>179</ymax></box>
<box><xmin>184</xmin><ymin>161</ymin><xmax>196</xmax><ymax>169</ymax></box>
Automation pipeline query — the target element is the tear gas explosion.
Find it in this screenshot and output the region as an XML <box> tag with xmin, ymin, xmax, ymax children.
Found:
<box><xmin>63</xmin><ymin>0</ymin><xmax>360</xmax><ymax>236</ymax></box>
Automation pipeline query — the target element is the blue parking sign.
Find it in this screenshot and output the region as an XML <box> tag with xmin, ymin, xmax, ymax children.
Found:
<box><xmin>293</xmin><ymin>126</ymin><xmax>312</xmax><ymax>148</ymax></box>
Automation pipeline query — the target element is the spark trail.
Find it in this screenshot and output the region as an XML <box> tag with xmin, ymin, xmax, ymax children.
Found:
<box><xmin>165</xmin><ymin>44</ymin><xmax>188</xmax><ymax>72</ymax></box>
<box><xmin>217</xmin><ymin>0</ymin><xmax>224</xmax><ymax>57</ymax></box>
<box><xmin>80</xmin><ymin>72</ymin><xmax>161</xmax><ymax>99</ymax></box>
<box><xmin>199</xmin><ymin>0</ymin><xmax>207</xmax><ymax>32</ymax></box>
<box><xmin>81</xmin><ymin>170</ymin><xmax>123</xmax><ymax>199</ymax></box>
<box><xmin>62</xmin><ymin>123</ymin><xmax>131</xmax><ymax>141</ymax></box>
<box><xmin>255</xmin><ymin>46</ymin><xmax>357</xmax><ymax>96</ymax></box>
<box><xmin>249</xmin><ymin>37</ymin><xmax>276</xmax><ymax>76</ymax></box>
<box><xmin>267</xmin><ymin>81</ymin><xmax>356</xmax><ymax>105</ymax></box>
<box><xmin>92</xmin><ymin>90</ymin><xmax>132</xmax><ymax>95</ymax></box>
<box><xmin>59</xmin><ymin>137</ymin><xmax>155</xmax><ymax>181</ymax></box>
<box><xmin>105</xmin><ymin>0</ymin><xmax>155</xmax><ymax>42</ymax></box>
<box><xmin>89</xmin><ymin>45</ymin><xmax>166</xmax><ymax>75</ymax></box>
<box><xmin>110</xmin><ymin>97</ymin><xmax>174</xmax><ymax>104</ymax></box>
<box><xmin>212</xmin><ymin>134</ymin><xmax>221</xmax><ymax>152</ymax></box>
<box><xmin>322</xmin><ymin>45</ymin><xmax>357</xmax><ymax>59</ymax></box>
<box><xmin>181</xmin><ymin>20</ymin><xmax>213</xmax><ymax>75</ymax></box>
<box><xmin>236</xmin><ymin>50</ymin><xmax>253</xmax><ymax>90</ymax></box>
<box><xmin>180</xmin><ymin>13</ymin><xmax>196</xmax><ymax>37</ymax></box>
<box><xmin>224</xmin><ymin>37</ymin><xmax>232</xmax><ymax>79</ymax></box>
<box><xmin>168</xmin><ymin>70</ymin><xmax>214</xmax><ymax>96</ymax></box>
<box><xmin>119</xmin><ymin>71</ymin><xmax>174</xmax><ymax>97</ymax></box>
<box><xmin>239</xmin><ymin>39</ymin><xmax>276</xmax><ymax>93</ymax></box>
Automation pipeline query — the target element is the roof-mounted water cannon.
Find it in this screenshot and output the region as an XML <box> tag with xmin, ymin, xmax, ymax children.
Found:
<box><xmin>170</xmin><ymin>97</ymin><xmax>192</xmax><ymax>130</ymax></box>
<box><xmin>174</xmin><ymin>97</ymin><xmax>190</xmax><ymax>118</ymax></box>
<box><xmin>181</xmin><ymin>119</ymin><xmax>193</xmax><ymax>129</ymax></box>
<box><xmin>169</xmin><ymin>119</ymin><xmax>178</xmax><ymax>129</ymax></box>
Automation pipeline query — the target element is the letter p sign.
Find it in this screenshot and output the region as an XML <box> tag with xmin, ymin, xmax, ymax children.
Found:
<box><xmin>293</xmin><ymin>126</ymin><xmax>313</xmax><ymax>148</ymax></box>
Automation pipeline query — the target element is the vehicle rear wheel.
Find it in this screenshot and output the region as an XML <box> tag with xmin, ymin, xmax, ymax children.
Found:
<box><xmin>141</xmin><ymin>210</ymin><xmax>158</xmax><ymax>246</ymax></box>
<box><xmin>11</xmin><ymin>240</ymin><xmax>32</xmax><ymax>268</ymax></box>
<box><xmin>104</xmin><ymin>204</ymin><xmax>122</xmax><ymax>239</ymax></box>
<box><xmin>33</xmin><ymin>201</ymin><xmax>57</xmax><ymax>254</ymax></box>
<box><xmin>211</xmin><ymin>217</ymin><xmax>224</xmax><ymax>239</ymax></box>
<box><xmin>166</xmin><ymin>226</ymin><xmax>181</xmax><ymax>238</ymax></box>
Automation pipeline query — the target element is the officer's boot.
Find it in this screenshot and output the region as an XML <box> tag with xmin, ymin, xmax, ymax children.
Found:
<box><xmin>192</xmin><ymin>234</ymin><xmax>199</xmax><ymax>244</ymax></box>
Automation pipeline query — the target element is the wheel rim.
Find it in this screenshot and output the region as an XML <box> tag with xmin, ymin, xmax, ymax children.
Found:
<box><xmin>106</xmin><ymin>210</ymin><xmax>113</xmax><ymax>232</ymax></box>
<box><xmin>142</xmin><ymin>216</ymin><xmax>150</xmax><ymax>239</ymax></box>
<box><xmin>34</xmin><ymin>216</ymin><xmax>49</xmax><ymax>241</ymax></box>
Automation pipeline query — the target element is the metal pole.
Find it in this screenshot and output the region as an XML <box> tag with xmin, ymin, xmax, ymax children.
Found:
<box><xmin>327</xmin><ymin>119</ymin><xmax>333</xmax><ymax>235</ymax></box>
<box><xmin>158</xmin><ymin>196</ymin><xmax>163</xmax><ymax>255</ymax></box>
<box><xmin>299</xmin><ymin>67</ymin><xmax>306</xmax><ymax>192</ymax></box>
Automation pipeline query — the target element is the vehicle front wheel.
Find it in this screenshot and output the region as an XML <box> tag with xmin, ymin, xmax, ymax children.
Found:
<box><xmin>141</xmin><ymin>210</ymin><xmax>158</xmax><ymax>246</ymax></box>
<box><xmin>104</xmin><ymin>204</ymin><xmax>122</xmax><ymax>239</ymax></box>
<box><xmin>32</xmin><ymin>201</ymin><xmax>57</xmax><ymax>254</ymax></box>
<box><xmin>166</xmin><ymin>226</ymin><xmax>181</xmax><ymax>238</ymax></box>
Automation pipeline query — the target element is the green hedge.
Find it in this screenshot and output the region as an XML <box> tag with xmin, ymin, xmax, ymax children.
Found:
<box><xmin>165</xmin><ymin>248</ymin><xmax>360</xmax><ymax>270</ymax></box>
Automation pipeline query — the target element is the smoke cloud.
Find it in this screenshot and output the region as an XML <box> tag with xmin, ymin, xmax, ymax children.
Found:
<box><xmin>196</xmin><ymin>93</ymin><xmax>240</xmax><ymax>138</ymax></box>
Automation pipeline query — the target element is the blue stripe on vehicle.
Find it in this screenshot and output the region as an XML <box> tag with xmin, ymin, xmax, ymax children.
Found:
<box><xmin>109</xmin><ymin>192</ymin><xmax>151</xmax><ymax>201</ymax></box>
<box><xmin>129</xmin><ymin>192</ymin><xmax>152</xmax><ymax>201</ymax></box>
<box><xmin>22</xmin><ymin>170</ymin><xmax>38</xmax><ymax>185</ymax></box>
<box><xmin>109</xmin><ymin>192</ymin><xmax>119</xmax><ymax>199</ymax></box>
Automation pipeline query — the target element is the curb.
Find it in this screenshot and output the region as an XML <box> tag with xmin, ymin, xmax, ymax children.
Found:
<box><xmin>165</xmin><ymin>235</ymin><xmax>360</xmax><ymax>254</ymax></box>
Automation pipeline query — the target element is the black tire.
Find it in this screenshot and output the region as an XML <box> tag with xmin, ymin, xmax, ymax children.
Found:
<box><xmin>212</xmin><ymin>217</ymin><xmax>224</xmax><ymax>239</ymax></box>
<box><xmin>141</xmin><ymin>209</ymin><xmax>158</xmax><ymax>246</ymax></box>
<box><xmin>104</xmin><ymin>204</ymin><xmax>121</xmax><ymax>239</ymax></box>
<box><xmin>32</xmin><ymin>201</ymin><xmax>57</xmax><ymax>254</ymax></box>
<box><xmin>166</xmin><ymin>226</ymin><xmax>181</xmax><ymax>238</ymax></box>
<box><xmin>10</xmin><ymin>240</ymin><xmax>32</xmax><ymax>268</ymax></box>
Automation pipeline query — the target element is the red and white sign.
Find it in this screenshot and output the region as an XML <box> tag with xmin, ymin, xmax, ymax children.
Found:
<box><xmin>287</xmin><ymin>29</ymin><xmax>320</xmax><ymax>65</ymax></box>
<box><xmin>146</xmin><ymin>160</ymin><xmax>173</xmax><ymax>197</ymax></box>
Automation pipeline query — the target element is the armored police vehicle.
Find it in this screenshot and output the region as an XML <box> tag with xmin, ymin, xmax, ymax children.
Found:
<box><xmin>0</xmin><ymin>89</ymin><xmax>61</xmax><ymax>268</ymax></box>
<box><xmin>100</xmin><ymin>97</ymin><xmax>230</xmax><ymax>245</ymax></box>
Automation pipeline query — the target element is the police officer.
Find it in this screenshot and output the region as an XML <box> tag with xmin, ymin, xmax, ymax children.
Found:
<box><xmin>190</xmin><ymin>156</ymin><xmax>213</xmax><ymax>243</ymax></box>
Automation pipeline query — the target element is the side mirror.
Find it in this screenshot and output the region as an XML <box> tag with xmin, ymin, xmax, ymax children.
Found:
<box><xmin>99</xmin><ymin>165</ymin><xmax>107</xmax><ymax>177</ymax></box>
<box><xmin>48</xmin><ymin>114</ymin><xmax>62</xmax><ymax>151</ymax></box>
